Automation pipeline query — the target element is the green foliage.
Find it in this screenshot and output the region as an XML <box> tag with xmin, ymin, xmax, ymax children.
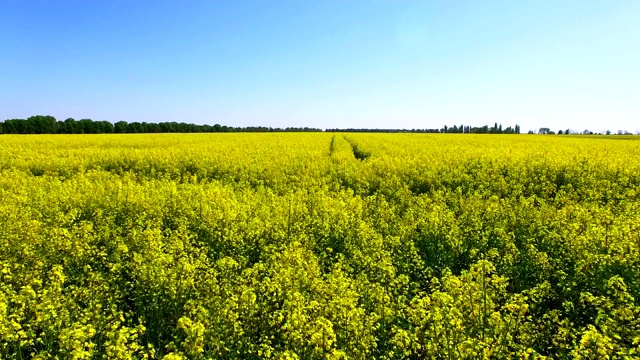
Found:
<box><xmin>0</xmin><ymin>116</ymin><xmax>323</xmax><ymax>134</ymax></box>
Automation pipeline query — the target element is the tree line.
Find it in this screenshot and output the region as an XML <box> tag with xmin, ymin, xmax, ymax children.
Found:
<box><xmin>327</xmin><ymin>123</ymin><xmax>521</xmax><ymax>134</ymax></box>
<box><xmin>0</xmin><ymin>116</ymin><xmax>322</xmax><ymax>134</ymax></box>
<box><xmin>1</xmin><ymin>116</ymin><xmax>525</xmax><ymax>135</ymax></box>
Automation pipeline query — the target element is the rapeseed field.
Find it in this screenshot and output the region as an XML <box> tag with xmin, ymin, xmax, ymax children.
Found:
<box><xmin>1</xmin><ymin>133</ymin><xmax>639</xmax><ymax>358</ymax></box>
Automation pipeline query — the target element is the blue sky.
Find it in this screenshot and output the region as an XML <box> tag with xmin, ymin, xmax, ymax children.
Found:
<box><xmin>1</xmin><ymin>1</ymin><xmax>639</xmax><ymax>132</ymax></box>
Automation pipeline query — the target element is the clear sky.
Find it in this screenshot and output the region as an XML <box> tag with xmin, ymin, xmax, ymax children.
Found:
<box><xmin>1</xmin><ymin>1</ymin><xmax>639</xmax><ymax>132</ymax></box>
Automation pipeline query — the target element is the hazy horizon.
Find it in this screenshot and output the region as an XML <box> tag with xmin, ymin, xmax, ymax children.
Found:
<box><xmin>1</xmin><ymin>1</ymin><xmax>639</xmax><ymax>133</ymax></box>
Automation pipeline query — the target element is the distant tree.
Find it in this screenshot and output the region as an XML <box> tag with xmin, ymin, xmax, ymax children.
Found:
<box><xmin>24</xmin><ymin>115</ymin><xmax>57</xmax><ymax>134</ymax></box>
<box><xmin>78</xmin><ymin>119</ymin><xmax>97</xmax><ymax>134</ymax></box>
<box><xmin>127</xmin><ymin>122</ymin><xmax>142</xmax><ymax>133</ymax></box>
<box><xmin>11</xmin><ymin>117</ymin><xmax>34</xmax><ymax>134</ymax></box>
<box><xmin>5</xmin><ymin>119</ymin><xmax>27</xmax><ymax>133</ymax></box>
<box><xmin>64</xmin><ymin>118</ymin><xmax>77</xmax><ymax>134</ymax></box>
<box><xmin>146</xmin><ymin>123</ymin><xmax>160</xmax><ymax>133</ymax></box>
<box><xmin>3</xmin><ymin>120</ymin><xmax>16</xmax><ymax>133</ymax></box>
<box><xmin>97</xmin><ymin>121</ymin><xmax>114</xmax><ymax>133</ymax></box>
<box><xmin>558</xmin><ymin>130</ymin><xmax>563</xmax><ymax>134</ymax></box>
<box><xmin>114</xmin><ymin>121</ymin><xmax>128</xmax><ymax>133</ymax></box>
<box><xmin>56</xmin><ymin>121</ymin><xmax>67</xmax><ymax>134</ymax></box>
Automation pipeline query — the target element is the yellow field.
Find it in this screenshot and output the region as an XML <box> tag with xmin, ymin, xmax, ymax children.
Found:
<box><xmin>1</xmin><ymin>133</ymin><xmax>639</xmax><ymax>358</ymax></box>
